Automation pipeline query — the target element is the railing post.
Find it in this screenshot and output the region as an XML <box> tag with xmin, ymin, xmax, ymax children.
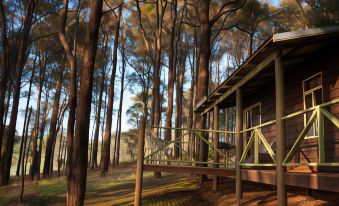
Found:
<box><xmin>275</xmin><ymin>50</ymin><xmax>287</xmax><ymax>206</ymax></box>
<box><xmin>134</xmin><ymin>116</ymin><xmax>146</xmax><ymax>206</ymax></box>
<box><xmin>213</xmin><ymin>106</ymin><xmax>219</xmax><ymax>191</ymax></box>
<box><xmin>317</xmin><ymin>106</ymin><xmax>325</xmax><ymax>163</ymax></box>
<box><xmin>236</xmin><ymin>88</ymin><xmax>243</xmax><ymax>205</ymax></box>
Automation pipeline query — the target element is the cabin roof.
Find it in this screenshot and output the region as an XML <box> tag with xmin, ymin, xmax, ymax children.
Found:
<box><xmin>194</xmin><ymin>26</ymin><xmax>339</xmax><ymax>114</ymax></box>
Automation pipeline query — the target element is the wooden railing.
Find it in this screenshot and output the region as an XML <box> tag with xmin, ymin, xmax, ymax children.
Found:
<box><xmin>282</xmin><ymin>98</ymin><xmax>339</xmax><ymax>166</ymax></box>
<box><xmin>239</xmin><ymin>126</ymin><xmax>276</xmax><ymax>167</ymax></box>
<box><xmin>143</xmin><ymin>98</ymin><xmax>339</xmax><ymax>168</ymax></box>
<box><xmin>144</xmin><ymin>126</ymin><xmax>236</xmax><ymax>168</ymax></box>
<box><xmin>238</xmin><ymin>98</ymin><xmax>339</xmax><ymax>167</ymax></box>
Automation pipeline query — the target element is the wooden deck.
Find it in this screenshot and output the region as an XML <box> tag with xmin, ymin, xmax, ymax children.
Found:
<box><xmin>144</xmin><ymin>164</ymin><xmax>339</xmax><ymax>193</ymax></box>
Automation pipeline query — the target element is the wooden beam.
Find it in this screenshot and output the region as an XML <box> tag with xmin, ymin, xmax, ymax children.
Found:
<box><xmin>143</xmin><ymin>164</ymin><xmax>236</xmax><ymax>177</ymax></box>
<box><xmin>236</xmin><ymin>88</ymin><xmax>243</xmax><ymax>205</ymax></box>
<box><xmin>134</xmin><ymin>117</ymin><xmax>146</xmax><ymax>206</ymax></box>
<box><xmin>201</xmin><ymin>53</ymin><xmax>275</xmax><ymax>115</ymax></box>
<box><xmin>213</xmin><ymin>106</ymin><xmax>219</xmax><ymax>191</ymax></box>
<box><xmin>275</xmin><ymin>50</ymin><xmax>287</xmax><ymax>206</ymax></box>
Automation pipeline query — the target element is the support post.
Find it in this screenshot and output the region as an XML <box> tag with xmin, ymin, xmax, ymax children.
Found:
<box><xmin>134</xmin><ymin>116</ymin><xmax>145</xmax><ymax>206</ymax></box>
<box><xmin>213</xmin><ymin>106</ymin><xmax>219</xmax><ymax>191</ymax></box>
<box><xmin>236</xmin><ymin>88</ymin><xmax>243</xmax><ymax>205</ymax></box>
<box><xmin>275</xmin><ymin>50</ymin><xmax>287</xmax><ymax>206</ymax></box>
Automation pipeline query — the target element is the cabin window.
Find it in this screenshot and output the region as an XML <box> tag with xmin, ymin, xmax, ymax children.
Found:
<box><xmin>303</xmin><ymin>72</ymin><xmax>323</xmax><ymax>138</ymax></box>
<box><xmin>243</xmin><ymin>103</ymin><xmax>261</xmax><ymax>141</ymax></box>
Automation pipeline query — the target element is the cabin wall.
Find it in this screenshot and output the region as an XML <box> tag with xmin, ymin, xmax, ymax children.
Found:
<box><xmin>241</xmin><ymin>47</ymin><xmax>339</xmax><ymax>172</ymax></box>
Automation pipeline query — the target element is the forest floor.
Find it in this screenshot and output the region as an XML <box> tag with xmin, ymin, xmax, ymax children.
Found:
<box><xmin>1</xmin><ymin>162</ymin><xmax>339</xmax><ymax>206</ymax></box>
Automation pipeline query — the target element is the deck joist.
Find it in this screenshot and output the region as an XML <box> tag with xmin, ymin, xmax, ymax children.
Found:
<box><xmin>143</xmin><ymin>164</ymin><xmax>339</xmax><ymax>193</ymax></box>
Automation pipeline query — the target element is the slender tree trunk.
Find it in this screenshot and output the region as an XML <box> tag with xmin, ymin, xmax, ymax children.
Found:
<box><xmin>100</xmin><ymin>5</ymin><xmax>122</xmax><ymax>175</ymax></box>
<box><xmin>0</xmin><ymin>0</ymin><xmax>35</xmax><ymax>185</ymax></box>
<box><xmin>50</xmin><ymin>106</ymin><xmax>66</xmax><ymax>179</ymax></box>
<box><xmin>196</xmin><ymin>1</ymin><xmax>210</xmax><ymax>182</ymax></box>
<box><xmin>113</xmin><ymin>38</ymin><xmax>126</xmax><ymax>166</ymax></box>
<box><xmin>43</xmin><ymin>66</ymin><xmax>64</xmax><ymax>177</ymax></box>
<box><xmin>29</xmin><ymin>55</ymin><xmax>46</xmax><ymax>181</ymax></box>
<box><xmin>174</xmin><ymin>48</ymin><xmax>186</xmax><ymax>158</ymax></box>
<box><xmin>164</xmin><ymin>0</ymin><xmax>177</xmax><ymax>141</ymax></box>
<box><xmin>16</xmin><ymin>56</ymin><xmax>36</xmax><ymax>176</ymax></box>
<box><xmin>67</xmin><ymin>0</ymin><xmax>103</xmax><ymax>204</ymax></box>
<box><xmin>58</xmin><ymin>123</ymin><xmax>64</xmax><ymax>177</ymax></box>
<box><xmin>59</xmin><ymin>0</ymin><xmax>78</xmax><ymax>199</ymax></box>
<box><xmin>0</xmin><ymin>0</ymin><xmax>9</xmax><ymax>156</ymax></box>
<box><xmin>19</xmin><ymin>107</ymin><xmax>32</xmax><ymax>203</ymax></box>
<box><xmin>91</xmin><ymin>39</ymin><xmax>107</xmax><ymax>169</ymax></box>
<box><xmin>37</xmin><ymin>94</ymin><xmax>49</xmax><ymax>180</ymax></box>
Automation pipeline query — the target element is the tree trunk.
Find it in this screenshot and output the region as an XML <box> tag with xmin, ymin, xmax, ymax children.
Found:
<box><xmin>29</xmin><ymin>55</ymin><xmax>46</xmax><ymax>181</ymax></box>
<box><xmin>195</xmin><ymin>1</ymin><xmax>211</xmax><ymax>183</ymax></box>
<box><xmin>0</xmin><ymin>0</ymin><xmax>35</xmax><ymax>185</ymax></box>
<box><xmin>43</xmin><ymin>66</ymin><xmax>64</xmax><ymax>177</ymax></box>
<box><xmin>164</xmin><ymin>0</ymin><xmax>177</xmax><ymax>141</ymax></box>
<box><xmin>58</xmin><ymin>120</ymin><xmax>64</xmax><ymax>177</ymax></box>
<box><xmin>91</xmin><ymin>39</ymin><xmax>108</xmax><ymax>169</ymax></box>
<box><xmin>16</xmin><ymin>56</ymin><xmax>36</xmax><ymax>176</ymax></box>
<box><xmin>19</xmin><ymin>107</ymin><xmax>32</xmax><ymax>203</ymax></box>
<box><xmin>67</xmin><ymin>0</ymin><xmax>103</xmax><ymax>204</ymax></box>
<box><xmin>113</xmin><ymin>36</ymin><xmax>126</xmax><ymax>166</ymax></box>
<box><xmin>0</xmin><ymin>0</ymin><xmax>9</xmax><ymax>156</ymax></box>
<box><xmin>100</xmin><ymin>5</ymin><xmax>122</xmax><ymax>175</ymax></box>
<box><xmin>59</xmin><ymin>0</ymin><xmax>78</xmax><ymax>197</ymax></box>
<box><xmin>174</xmin><ymin>48</ymin><xmax>186</xmax><ymax>158</ymax></box>
<box><xmin>37</xmin><ymin>94</ymin><xmax>50</xmax><ymax>180</ymax></box>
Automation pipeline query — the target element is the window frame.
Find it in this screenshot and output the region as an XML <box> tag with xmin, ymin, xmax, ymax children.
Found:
<box><xmin>302</xmin><ymin>72</ymin><xmax>323</xmax><ymax>139</ymax></box>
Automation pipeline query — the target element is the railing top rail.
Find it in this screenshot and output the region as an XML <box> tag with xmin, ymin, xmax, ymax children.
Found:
<box><xmin>240</xmin><ymin>98</ymin><xmax>339</xmax><ymax>133</ymax></box>
<box><xmin>282</xmin><ymin>98</ymin><xmax>339</xmax><ymax>120</ymax></box>
<box><xmin>146</xmin><ymin>125</ymin><xmax>236</xmax><ymax>134</ymax></box>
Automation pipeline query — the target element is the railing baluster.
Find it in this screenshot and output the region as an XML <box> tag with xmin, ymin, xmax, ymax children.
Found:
<box><xmin>317</xmin><ymin>107</ymin><xmax>325</xmax><ymax>163</ymax></box>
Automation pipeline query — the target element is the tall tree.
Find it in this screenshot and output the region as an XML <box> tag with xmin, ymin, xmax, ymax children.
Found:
<box><xmin>0</xmin><ymin>0</ymin><xmax>9</xmax><ymax>155</ymax></box>
<box><xmin>16</xmin><ymin>55</ymin><xmax>37</xmax><ymax>176</ymax></box>
<box><xmin>29</xmin><ymin>53</ymin><xmax>46</xmax><ymax>180</ymax></box>
<box><xmin>164</xmin><ymin>0</ymin><xmax>178</xmax><ymax>141</ymax></box>
<box><xmin>100</xmin><ymin>5</ymin><xmax>122</xmax><ymax>175</ymax></box>
<box><xmin>0</xmin><ymin>0</ymin><xmax>36</xmax><ymax>185</ymax></box>
<box><xmin>58</xmin><ymin>0</ymin><xmax>78</xmax><ymax>195</ymax></box>
<box><xmin>91</xmin><ymin>34</ymin><xmax>108</xmax><ymax>169</ymax></box>
<box><xmin>43</xmin><ymin>64</ymin><xmax>64</xmax><ymax>177</ymax></box>
<box><xmin>113</xmin><ymin>29</ymin><xmax>127</xmax><ymax>167</ymax></box>
<box><xmin>67</xmin><ymin>0</ymin><xmax>103</xmax><ymax>204</ymax></box>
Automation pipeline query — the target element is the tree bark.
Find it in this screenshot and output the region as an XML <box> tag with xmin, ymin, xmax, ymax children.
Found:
<box><xmin>164</xmin><ymin>0</ymin><xmax>177</xmax><ymax>141</ymax></box>
<box><xmin>67</xmin><ymin>0</ymin><xmax>103</xmax><ymax>204</ymax></box>
<box><xmin>16</xmin><ymin>55</ymin><xmax>36</xmax><ymax>176</ymax></box>
<box><xmin>100</xmin><ymin>5</ymin><xmax>122</xmax><ymax>175</ymax></box>
<box><xmin>59</xmin><ymin>0</ymin><xmax>78</xmax><ymax>196</ymax></box>
<box><xmin>0</xmin><ymin>0</ymin><xmax>9</xmax><ymax>156</ymax></box>
<box><xmin>174</xmin><ymin>47</ymin><xmax>186</xmax><ymax>158</ymax></box>
<box><xmin>19</xmin><ymin>107</ymin><xmax>32</xmax><ymax>203</ymax></box>
<box><xmin>91</xmin><ymin>36</ymin><xmax>108</xmax><ymax>169</ymax></box>
<box><xmin>29</xmin><ymin>54</ymin><xmax>46</xmax><ymax>181</ymax></box>
<box><xmin>43</xmin><ymin>65</ymin><xmax>64</xmax><ymax>177</ymax></box>
<box><xmin>196</xmin><ymin>1</ymin><xmax>210</xmax><ymax>167</ymax></box>
<box><xmin>113</xmin><ymin>35</ymin><xmax>126</xmax><ymax>166</ymax></box>
<box><xmin>0</xmin><ymin>0</ymin><xmax>35</xmax><ymax>185</ymax></box>
<box><xmin>37</xmin><ymin>93</ymin><xmax>50</xmax><ymax>180</ymax></box>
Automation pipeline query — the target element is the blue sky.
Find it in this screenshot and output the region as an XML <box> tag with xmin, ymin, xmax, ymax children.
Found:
<box><xmin>270</xmin><ymin>0</ymin><xmax>280</xmax><ymax>6</ymax></box>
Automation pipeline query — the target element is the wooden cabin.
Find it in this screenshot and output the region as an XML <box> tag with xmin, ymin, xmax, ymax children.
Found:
<box><xmin>135</xmin><ymin>27</ymin><xmax>339</xmax><ymax>206</ymax></box>
<box><xmin>193</xmin><ymin>27</ymin><xmax>339</xmax><ymax>204</ymax></box>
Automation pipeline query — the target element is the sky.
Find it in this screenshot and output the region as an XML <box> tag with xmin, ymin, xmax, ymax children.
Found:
<box><xmin>270</xmin><ymin>0</ymin><xmax>280</xmax><ymax>6</ymax></box>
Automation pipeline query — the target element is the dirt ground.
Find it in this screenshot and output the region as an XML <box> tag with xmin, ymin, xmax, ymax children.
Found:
<box><xmin>0</xmin><ymin>163</ymin><xmax>338</xmax><ymax>205</ymax></box>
